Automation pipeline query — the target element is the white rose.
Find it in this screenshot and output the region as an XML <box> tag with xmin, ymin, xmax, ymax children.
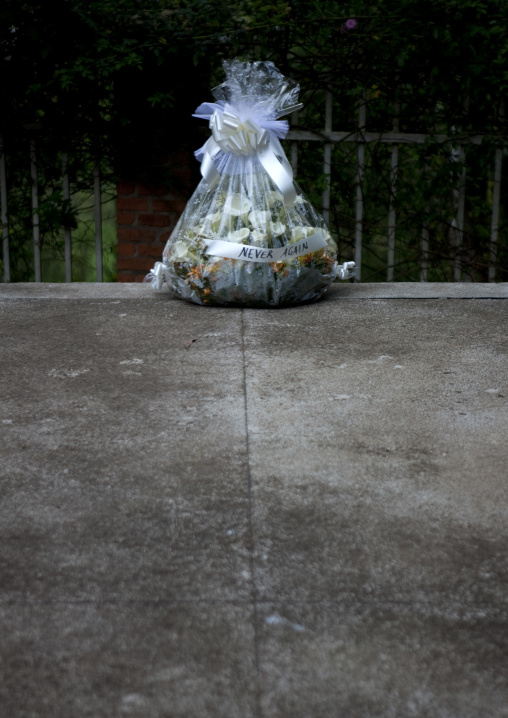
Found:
<box><xmin>269</xmin><ymin>221</ymin><xmax>286</xmax><ymax>237</ymax></box>
<box><xmin>290</xmin><ymin>226</ymin><xmax>316</xmax><ymax>243</ymax></box>
<box><xmin>204</xmin><ymin>212</ymin><xmax>222</xmax><ymax>231</ymax></box>
<box><xmin>171</xmin><ymin>241</ymin><xmax>195</xmax><ymax>261</ymax></box>
<box><xmin>323</xmin><ymin>229</ymin><xmax>337</xmax><ymax>252</ymax></box>
<box><xmin>228</xmin><ymin>228</ymin><xmax>250</xmax><ymax>243</ymax></box>
<box><xmin>266</xmin><ymin>191</ymin><xmax>284</xmax><ymax>206</ymax></box>
<box><xmin>248</xmin><ymin>209</ymin><xmax>272</xmax><ymax>228</ymax></box>
<box><xmin>183</xmin><ymin>227</ymin><xmax>199</xmax><ymax>240</ymax></box>
<box><xmin>250</xmin><ymin>230</ymin><xmax>268</xmax><ymax>245</ymax></box>
<box><xmin>224</xmin><ymin>193</ymin><xmax>251</xmax><ymax>216</ymax></box>
<box><xmin>214</xmin><ymin>212</ymin><xmax>237</xmax><ymax>234</ymax></box>
<box><xmin>185</xmin><ymin>220</ymin><xmax>213</xmax><ymax>238</ymax></box>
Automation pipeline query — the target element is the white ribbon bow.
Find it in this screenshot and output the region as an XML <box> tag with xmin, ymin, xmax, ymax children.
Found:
<box><xmin>194</xmin><ymin>102</ymin><xmax>297</xmax><ymax>206</ymax></box>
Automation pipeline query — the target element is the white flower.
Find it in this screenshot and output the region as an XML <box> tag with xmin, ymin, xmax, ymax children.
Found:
<box><xmin>266</xmin><ymin>191</ymin><xmax>284</xmax><ymax>206</ymax></box>
<box><xmin>171</xmin><ymin>241</ymin><xmax>196</xmax><ymax>261</ymax></box>
<box><xmin>184</xmin><ymin>220</ymin><xmax>213</xmax><ymax>239</ymax></box>
<box><xmin>269</xmin><ymin>221</ymin><xmax>286</xmax><ymax>237</ymax></box>
<box><xmin>228</xmin><ymin>228</ymin><xmax>250</xmax><ymax>243</ymax></box>
<box><xmin>204</xmin><ymin>212</ymin><xmax>222</xmax><ymax>231</ymax></box>
<box><xmin>323</xmin><ymin>229</ymin><xmax>337</xmax><ymax>252</ymax></box>
<box><xmin>213</xmin><ymin>212</ymin><xmax>237</xmax><ymax>234</ymax></box>
<box><xmin>224</xmin><ymin>193</ymin><xmax>251</xmax><ymax>216</ymax></box>
<box><xmin>290</xmin><ymin>225</ymin><xmax>317</xmax><ymax>243</ymax></box>
<box><xmin>248</xmin><ymin>209</ymin><xmax>272</xmax><ymax>228</ymax></box>
<box><xmin>250</xmin><ymin>230</ymin><xmax>268</xmax><ymax>245</ymax></box>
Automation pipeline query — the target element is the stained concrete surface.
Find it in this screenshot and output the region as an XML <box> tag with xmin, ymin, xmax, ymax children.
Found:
<box><xmin>0</xmin><ymin>283</ymin><xmax>507</xmax><ymax>717</ymax></box>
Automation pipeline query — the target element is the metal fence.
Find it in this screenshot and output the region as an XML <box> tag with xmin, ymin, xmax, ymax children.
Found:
<box><xmin>0</xmin><ymin>135</ymin><xmax>104</xmax><ymax>283</ymax></box>
<box><xmin>1</xmin><ymin>93</ymin><xmax>505</xmax><ymax>283</ymax></box>
<box><xmin>287</xmin><ymin>92</ymin><xmax>505</xmax><ymax>282</ymax></box>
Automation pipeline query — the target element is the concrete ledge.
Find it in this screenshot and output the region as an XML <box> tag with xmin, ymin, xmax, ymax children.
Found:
<box><xmin>1</xmin><ymin>281</ymin><xmax>507</xmax><ymax>300</ymax></box>
<box><xmin>331</xmin><ymin>282</ymin><xmax>508</xmax><ymax>299</ymax></box>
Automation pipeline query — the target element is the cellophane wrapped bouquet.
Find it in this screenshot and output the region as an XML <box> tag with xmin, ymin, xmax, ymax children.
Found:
<box><xmin>147</xmin><ymin>60</ymin><xmax>354</xmax><ymax>307</ymax></box>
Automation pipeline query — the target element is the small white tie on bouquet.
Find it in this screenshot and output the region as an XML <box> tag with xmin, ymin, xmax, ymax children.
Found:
<box><xmin>147</xmin><ymin>59</ymin><xmax>355</xmax><ymax>306</ymax></box>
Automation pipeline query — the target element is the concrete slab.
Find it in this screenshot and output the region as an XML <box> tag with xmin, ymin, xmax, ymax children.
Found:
<box><xmin>257</xmin><ymin>602</ymin><xmax>508</xmax><ymax>718</ymax></box>
<box><xmin>0</xmin><ymin>297</ymin><xmax>251</xmax><ymax>607</ymax></box>
<box><xmin>243</xmin><ymin>299</ymin><xmax>508</xmax><ymax>607</ymax></box>
<box><xmin>0</xmin><ymin>283</ymin><xmax>507</xmax><ymax>717</ymax></box>
<box><xmin>1</xmin><ymin>602</ymin><xmax>257</xmax><ymax>718</ymax></box>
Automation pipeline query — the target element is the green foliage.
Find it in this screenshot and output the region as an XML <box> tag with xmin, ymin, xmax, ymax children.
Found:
<box><xmin>1</xmin><ymin>0</ymin><xmax>507</xmax><ymax>281</ymax></box>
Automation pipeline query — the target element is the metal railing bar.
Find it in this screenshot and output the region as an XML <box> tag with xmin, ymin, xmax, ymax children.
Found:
<box><xmin>0</xmin><ymin>135</ymin><xmax>10</xmax><ymax>283</ymax></box>
<box><xmin>451</xmin><ymin>96</ymin><xmax>470</xmax><ymax>281</ymax></box>
<box><xmin>488</xmin><ymin>146</ymin><xmax>503</xmax><ymax>283</ymax></box>
<box><xmin>488</xmin><ymin>101</ymin><xmax>504</xmax><ymax>283</ymax></box>
<box><xmin>386</xmin><ymin>102</ymin><xmax>400</xmax><ymax>282</ymax></box>
<box><xmin>30</xmin><ymin>140</ymin><xmax>41</xmax><ymax>282</ymax></box>
<box><xmin>354</xmin><ymin>94</ymin><xmax>367</xmax><ymax>281</ymax></box>
<box><xmin>286</xmin><ymin>130</ymin><xmax>485</xmax><ymax>145</ymax></box>
<box><xmin>322</xmin><ymin>90</ymin><xmax>333</xmax><ymax>227</ymax></box>
<box><xmin>62</xmin><ymin>152</ymin><xmax>72</xmax><ymax>283</ymax></box>
<box><xmin>93</xmin><ymin>162</ymin><xmax>103</xmax><ymax>282</ymax></box>
<box><xmin>420</xmin><ymin>222</ymin><xmax>429</xmax><ymax>282</ymax></box>
<box><xmin>452</xmin><ymin>148</ymin><xmax>467</xmax><ymax>281</ymax></box>
<box><xmin>420</xmin><ymin>162</ymin><xmax>430</xmax><ymax>282</ymax></box>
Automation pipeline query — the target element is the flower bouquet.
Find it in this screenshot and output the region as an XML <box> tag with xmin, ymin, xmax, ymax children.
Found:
<box><xmin>147</xmin><ymin>60</ymin><xmax>354</xmax><ymax>307</ymax></box>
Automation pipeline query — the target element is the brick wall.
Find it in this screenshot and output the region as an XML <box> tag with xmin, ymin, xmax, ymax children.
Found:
<box><xmin>116</xmin><ymin>154</ymin><xmax>193</xmax><ymax>282</ymax></box>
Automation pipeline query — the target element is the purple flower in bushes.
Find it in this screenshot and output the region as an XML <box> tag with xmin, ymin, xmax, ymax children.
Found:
<box><xmin>340</xmin><ymin>18</ymin><xmax>357</xmax><ymax>34</ymax></box>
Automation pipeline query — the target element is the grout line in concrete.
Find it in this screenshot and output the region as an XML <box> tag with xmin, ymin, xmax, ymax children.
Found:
<box><xmin>2</xmin><ymin>598</ymin><xmax>505</xmax><ymax>614</ymax></box>
<box><xmin>328</xmin><ymin>296</ymin><xmax>508</xmax><ymax>301</ymax></box>
<box><xmin>240</xmin><ymin>309</ymin><xmax>263</xmax><ymax>718</ymax></box>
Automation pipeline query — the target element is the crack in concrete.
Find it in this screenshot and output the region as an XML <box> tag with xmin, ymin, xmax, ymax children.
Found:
<box><xmin>241</xmin><ymin>309</ymin><xmax>263</xmax><ymax>718</ymax></box>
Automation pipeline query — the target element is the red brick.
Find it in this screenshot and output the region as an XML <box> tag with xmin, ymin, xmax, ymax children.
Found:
<box><xmin>117</xmin><ymin>182</ymin><xmax>136</xmax><ymax>196</ymax></box>
<box><xmin>151</xmin><ymin>198</ymin><xmax>172</xmax><ymax>212</ymax></box>
<box><xmin>116</xmin><ymin>197</ymin><xmax>149</xmax><ymax>211</ymax></box>
<box><xmin>137</xmin><ymin>184</ymin><xmax>169</xmax><ymax>196</ymax></box>
<box><xmin>117</xmin><ymin>257</ymin><xmax>156</xmax><ymax>271</ymax></box>
<box><xmin>138</xmin><ymin>213</ymin><xmax>173</xmax><ymax>227</ymax></box>
<box><xmin>116</xmin><ymin>210</ymin><xmax>136</xmax><ymax>225</ymax></box>
<box><xmin>117</xmin><ymin>272</ymin><xmax>136</xmax><ymax>283</ymax></box>
<box><xmin>135</xmin><ymin>274</ymin><xmax>146</xmax><ymax>283</ymax></box>
<box><xmin>137</xmin><ymin>244</ymin><xmax>163</xmax><ymax>258</ymax></box>
<box><xmin>117</xmin><ymin>242</ymin><xmax>136</xmax><ymax>257</ymax></box>
<box><xmin>117</xmin><ymin>228</ymin><xmax>156</xmax><ymax>242</ymax></box>
<box><xmin>152</xmin><ymin>199</ymin><xmax>187</xmax><ymax>214</ymax></box>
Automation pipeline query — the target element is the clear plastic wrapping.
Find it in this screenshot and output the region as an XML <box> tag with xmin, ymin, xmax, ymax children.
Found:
<box><xmin>148</xmin><ymin>60</ymin><xmax>354</xmax><ymax>307</ymax></box>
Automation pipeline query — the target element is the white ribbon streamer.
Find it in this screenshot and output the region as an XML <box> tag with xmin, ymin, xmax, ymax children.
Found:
<box><xmin>146</xmin><ymin>261</ymin><xmax>167</xmax><ymax>289</ymax></box>
<box><xmin>257</xmin><ymin>136</ymin><xmax>296</xmax><ymax>205</ymax></box>
<box><xmin>194</xmin><ymin>102</ymin><xmax>297</xmax><ymax>205</ymax></box>
<box><xmin>336</xmin><ymin>261</ymin><xmax>356</xmax><ymax>280</ymax></box>
<box><xmin>204</xmin><ymin>231</ymin><xmax>328</xmax><ymax>263</ymax></box>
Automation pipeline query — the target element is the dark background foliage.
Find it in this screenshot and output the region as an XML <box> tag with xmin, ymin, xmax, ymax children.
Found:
<box><xmin>1</xmin><ymin>0</ymin><xmax>507</xmax><ymax>280</ymax></box>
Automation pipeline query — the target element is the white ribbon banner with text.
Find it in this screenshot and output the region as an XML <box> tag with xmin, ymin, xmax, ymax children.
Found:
<box><xmin>204</xmin><ymin>231</ymin><xmax>327</xmax><ymax>263</ymax></box>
